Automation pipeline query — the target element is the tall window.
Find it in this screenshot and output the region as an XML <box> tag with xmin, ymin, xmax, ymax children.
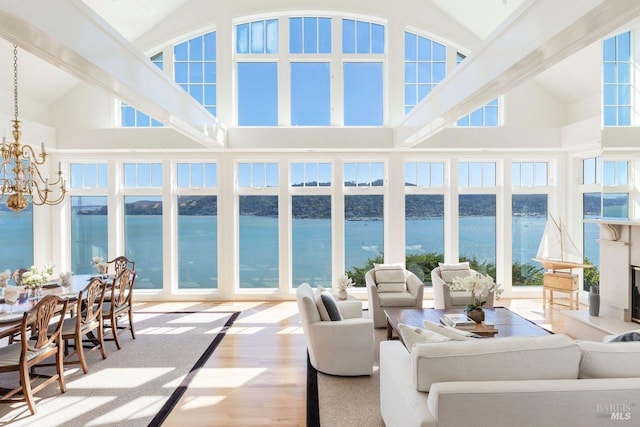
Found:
<box><xmin>456</xmin><ymin>52</ymin><xmax>499</xmax><ymax>126</ymax></box>
<box><xmin>237</xmin><ymin>19</ymin><xmax>279</xmax><ymax>126</ymax></box>
<box><xmin>581</xmin><ymin>157</ymin><xmax>602</xmax><ymax>290</ymax></box>
<box><xmin>69</xmin><ymin>162</ymin><xmax>108</xmax><ymax>274</ymax></box>
<box><xmin>511</xmin><ymin>161</ymin><xmax>548</xmax><ymax>286</ymax></box>
<box><xmin>123</xmin><ymin>163</ymin><xmax>163</xmax><ymax>289</ymax></box>
<box><xmin>177</xmin><ymin>163</ymin><xmax>218</xmax><ymax>289</ymax></box>
<box><xmin>121</xmin><ymin>52</ymin><xmax>164</xmax><ymax>127</ymax></box>
<box><xmin>289</xmin><ymin>18</ymin><xmax>331</xmax><ymax>126</ymax></box>
<box><xmin>175</xmin><ymin>32</ymin><xmax>217</xmax><ymax>116</ymax></box>
<box><xmin>238</xmin><ymin>162</ymin><xmax>279</xmax><ymax>288</ymax></box>
<box><xmin>602</xmin><ymin>160</ymin><xmax>629</xmax><ymax>219</ymax></box>
<box><xmin>404</xmin><ymin>32</ymin><xmax>446</xmax><ymax>114</ymax></box>
<box><xmin>291</xmin><ymin>162</ymin><xmax>332</xmax><ymax>287</ymax></box>
<box><xmin>404</xmin><ymin>161</ymin><xmax>445</xmax><ymax>283</ymax></box>
<box><xmin>344</xmin><ymin>161</ymin><xmax>385</xmax><ymax>279</ymax></box>
<box><xmin>343</xmin><ymin>19</ymin><xmax>385</xmax><ymax>125</ymax></box>
<box><xmin>603</xmin><ymin>31</ymin><xmax>631</xmax><ymax>126</ymax></box>
<box><xmin>459</xmin><ymin>162</ymin><xmax>496</xmax><ymax>276</ymax></box>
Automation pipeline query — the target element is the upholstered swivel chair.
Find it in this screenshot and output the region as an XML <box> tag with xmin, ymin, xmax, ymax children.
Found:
<box><xmin>365</xmin><ymin>267</ymin><xmax>424</xmax><ymax>328</ymax></box>
<box><xmin>431</xmin><ymin>266</ymin><xmax>495</xmax><ymax>310</ymax></box>
<box><xmin>296</xmin><ymin>283</ymin><xmax>374</xmax><ymax>376</ymax></box>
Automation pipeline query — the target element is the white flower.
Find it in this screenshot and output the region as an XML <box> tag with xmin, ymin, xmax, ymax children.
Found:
<box><xmin>21</xmin><ymin>264</ymin><xmax>55</xmax><ymax>288</ymax></box>
<box><xmin>334</xmin><ymin>274</ymin><xmax>354</xmax><ymax>291</ymax></box>
<box><xmin>450</xmin><ymin>272</ymin><xmax>503</xmax><ymax>309</ymax></box>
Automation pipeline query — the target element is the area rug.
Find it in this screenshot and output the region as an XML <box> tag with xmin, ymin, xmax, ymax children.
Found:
<box><xmin>0</xmin><ymin>310</ymin><xmax>239</xmax><ymax>426</ymax></box>
<box><xmin>309</xmin><ymin>328</ymin><xmax>386</xmax><ymax>427</ymax></box>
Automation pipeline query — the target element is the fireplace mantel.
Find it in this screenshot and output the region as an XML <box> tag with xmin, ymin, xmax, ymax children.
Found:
<box><xmin>584</xmin><ymin>218</ymin><xmax>640</xmax><ymax>241</ymax></box>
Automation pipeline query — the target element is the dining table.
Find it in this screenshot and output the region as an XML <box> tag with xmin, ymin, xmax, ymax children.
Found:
<box><xmin>0</xmin><ymin>274</ymin><xmax>113</xmax><ymax>341</ymax></box>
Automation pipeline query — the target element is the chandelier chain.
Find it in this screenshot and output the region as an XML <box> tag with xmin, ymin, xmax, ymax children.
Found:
<box><xmin>13</xmin><ymin>45</ymin><xmax>18</xmax><ymax>121</ymax></box>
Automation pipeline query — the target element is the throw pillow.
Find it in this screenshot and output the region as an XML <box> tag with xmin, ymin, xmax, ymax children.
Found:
<box><xmin>320</xmin><ymin>292</ymin><xmax>343</xmax><ymax>321</ymax></box>
<box><xmin>375</xmin><ymin>267</ymin><xmax>407</xmax><ymax>292</ymax></box>
<box><xmin>438</xmin><ymin>262</ymin><xmax>471</xmax><ymax>283</ymax></box>
<box><xmin>421</xmin><ymin>320</ymin><xmax>475</xmax><ymax>340</ymax></box>
<box><xmin>606</xmin><ymin>330</ymin><xmax>640</xmax><ymax>342</ymax></box>
<box><xmin>314</xmin><ymin>286</ymin><xmax>330</xmax><ymax>320</ymax></box>
<box><xmin>398</xmin><ymin>323</ymin><xmax>450</xmax><ymax>349</ymax></box>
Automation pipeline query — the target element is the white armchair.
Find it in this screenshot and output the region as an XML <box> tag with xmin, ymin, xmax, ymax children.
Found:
<box><xmin>431</xmin><ymin>266</ymin><xmax>495</xmax><ymax>310</ymax></box>
<box><xmin>296</xmin><ymin>283</ymin><xmax>374</xmax><ymax>376</ymax></box>
<box><xmin>365</xmin><ymin>268</ymin><xmax>424</xmax><ymax>328</ymax></box>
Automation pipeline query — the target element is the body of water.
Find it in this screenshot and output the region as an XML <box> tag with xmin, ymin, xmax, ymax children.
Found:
<box><xmin>1</xmin><ymin>212</ymin><xmax>601</xmax><ymax>289</ymax></box>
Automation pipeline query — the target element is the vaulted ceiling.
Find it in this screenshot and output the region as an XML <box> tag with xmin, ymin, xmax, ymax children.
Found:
<box><xmin>0</xmin><ymin>0</ymin><xmax>637</xmax><ymax>145</ymax></box>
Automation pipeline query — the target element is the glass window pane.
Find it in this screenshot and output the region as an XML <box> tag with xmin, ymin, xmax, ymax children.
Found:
<box><xmin>603</xmin><ymin>193</ymin><xmax>628</xmax><ymax>218</ymax></box>
<box><xmin>416</xmin><ymin>163</ymin><xmax>430</xmax><ymax>187</ymax></box>
<box><xmin>175</xmin><ymin>41</ymin><xmax>188</xmax><ymax>61</ymax></box>
<box><xmin>616</xmin><ymin>161</ymin><xmax>628</xmax><ymax>185</ymax></box>
<box><xmin>458</xmin><ymin>162</ymin><xmax>469</xmax><ymax>186</ymax></box>
<box><xmin>291</xmin><ymin>163</ymin><xmax>304</xmax><ymax>186</ymax></box>
<box><xmin>0</xmin><ymin>202</ymin><xmax>33</xmax><ymax>268</ymax></box>
<box><xmin>151</xmin><ymin>164</ymin><xmax>162</xmax><ymax>187</ymax></box>
<box><xmin>266</xmin><ymin>19</ymin><xmax>279</xmax><ymax>53</ymax></box>
<box><xmin>512</xmin><ymin>163</ymin><xmax>522</xmax><ymax>186</ymax></box>
<box><xmin>512</xmin><ymin>195</ymin><xmax>547</xmax><ymax>286</ymax></box>
<box><xmin>124</xmin><ymin>164</ymin><xmax>136</xmax><ymax>188</ymax></box>
<box><xmin>124</xmin><ymin>196</ymin><xmax>163</xmax><ymax>289</ymax></box>
<box><xmin>371</xmin><ymin>23</ymin><xmax>384</xmax><ymax>53</ymax></box>
<box><xmin>356</xmin><ymin>163</ymin><xmax>369</xmax><ymax>186</ymax></box>
<box><xmin>238</xmin><ymin>62</ymin><xmax>278</xmax><ymax>126</ymax></box>
<box><xmin>431</xmin><ymin>163</ymin><xmax>444</xmax><ymax>187</ymax></box>
<box><xmin>418</xmin><ymin>38</ymin><xmax>430</xmax><ymax>61</ymax></box>
<box><xmin>305</xmin><ymin>163</ymin><xmax>318</xmax><ymax>185</ymax></box>
<box><xmin>303</xmin><ymin>17</ymin><xmax>318</xmax><ymax>53</ymax></box>
<box><xmin>583</xmin><ymin>158</ymin><xmax>595</xmax><ymax>184</ymax></box>
<box><xmin>603</xmin><ymin>161</ymin><xmax>615</xmax><ymax>185</ymax></box>
<box><xmin>483</xmin><ymin>163</ymin><xmax>496</xmax><ymax>186</ymax></box>
<box><xmin>178</xmin><ymin>195</ymin><xmax>217</xmax><ymax>289</ymax></box>
<box><xmin>236</xmin><ymin>23</ymin><xmax>249</xmax><ymax>53</ymax></box>
<box><xmin>252</xmin><ymin>163</ymin><xmax>266</xmax><ymax>187</ymax></box>
<box><xmin>98</xmin><ymin>164</ymin><xmax>108</xmax><ymax>188</ymax></box>
<box><xmin>291</xmin><ymin>62</ymin><xmax>330</xmax><ymax>125</ymax></box>
<box><xmin>459</xmin><ymin>195</ymin><xmax>496</xmax><ymax>275</ymax></box>
<box><xmin>293</xmin><ymin>195</ymin><xmax>331</xmax><ymax>287</ymax></box>
<box><xmin>319</xmin><ymin>18</ymin><xmax>331</xmax><ymax>53</ymax></box>
<box><xmin>345</xmin><ymin>195</ymin><xmax>383</xmax><ymax>280</ymax></box>
<box><xmin>535</xmin><ymin>163</ymin><xmax>548</xmax><ymax>186</ymax></box>
<box><xmin>318</xmin><ymin>163</ymin><xmax>331</xmax><ymax>186</ymax></box>
<box><xmin>70</xmin><ymin>164</ymin><xmax>83</xmax><ymax>188</ymax></box>
<box><xmin>238</xmin><ymin>163</ymin><xmax>251</xmax><ymax>188</ymax></box>
<box><xmin>205</xmin><ymin>163</ymin><xmax>217</xmax><ymax>187</ymax></box>
<box><xmin>405</xmin><ymin>195</ymin><xmax>444</xmax><ymax>284</ymax></box>
<box><xmin>177</xmin><ymin>163</ymin><xmax>190</xmax><ymax>187</ymax></box>
<box><xmin>344</xmin><ymin>162</ymin><xmax>356</xmax><ymax>186</ymax></box>
<box><xmin>356</xmin><ymin>20</ymin><xmax>370</xmax><ymax>53</ymax></box>
<box><xmin>266</xmin><ymin>163</ymin><xmax>279</xmax><ymax>187</ymax></box>
<box><xmin>405</xmin><ymin>162</ymin><xmax>417</xmax><ymax>186</ymax></box>
<box><xmin>189</xmin><ymin>37</ymin><xmax>203</xmax><ymax>61</ymax></box>
<box><xmin>521</xmin><ymin>162</ymin><xmax>534</xmax><ymax>186</ymax></box>
<box><xmin>239</xmin><ymin>195</ymin><xmax>279</xmax><ymax>288</ymax></box>
<box><xmin>289</xmin><ymin>17</ymin><xmax>302</xmax><ymax>53</ymax></box>
<box><xmin>583</xmin><ymin>192</ymin><xmax>601</xmax><ymax>289</ymax></box>
<box><xmin>342</xmin><ymin>19</ymin><xmax>355</xmax><ymax>53</ymax></box>
<box><xmin>344</xmin><ymin>62</ymin><xmax>383</xmax><ymax>126</ymax></box>
<box><xmin>468</xmin><ymin>163</ymin><xmax>482</xmax><ymax>186</ymax></box>
<box><xmin>250</xmin><ymin>21</ymin><xmax>265</xmax><ymax>53</ymax></box>
<box><xmin>371</xmin><ymin>163</ymin><xmax>384</xmax><ymax>186</ymax></box>
<box><xmin>84</xmin><ymin>164</ymin><xmax>98</xmax><ymax>188</ymax></box>
<box><xmin>405</xmin><ymin>32</ymin><xmax>416</xmax><ymax>61</ymax></box>
<box><xmin>204</xmin><ymin>32</ymin><xmax>216</xmax><ymax>60</ymax></box>
<box><xmin>71</xmin><ymin>196</ymin><xmax>107</xmax><ymax>275</ymax></box>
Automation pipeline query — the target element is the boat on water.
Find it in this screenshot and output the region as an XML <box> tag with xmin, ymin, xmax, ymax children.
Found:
<box><xmin>533</xmin><ymin>214</ymin><xmax>592</xmax><ymax>272</ymax></box>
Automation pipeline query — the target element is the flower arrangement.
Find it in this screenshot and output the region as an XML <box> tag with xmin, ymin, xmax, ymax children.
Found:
<box><xmin>334</xmin><ymin>274</ymin><xmax>354</xmax><ymax>291</ymax></box>
<box><xmin>0</xmin><ymin>269</ymin><xmax>10</xmax><ymax>287</ymax></box>
<box><xmin>450</xmin><ymin>272</ymin><xmax>503</xmax><ymax>311</ymax></box>
<box><xmin>92</xmin><ymin>256</ymin><xmax>108</xmax><ymax>274</ymax></box>
<box><xmin>21</xmin><ymin>264</ymin><xmax>55</xmax><ymax>288</ymax></box>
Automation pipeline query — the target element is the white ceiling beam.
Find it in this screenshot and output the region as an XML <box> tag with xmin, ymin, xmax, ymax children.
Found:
<box><xmin>397</xmin><ymin>0</ymin><xmax>640</xmax><ymax>147</ymax></box>
<box><xmin>0</xmin><ymin>0</ymin><xmax>224</xmax><ymax>147</ymax></box>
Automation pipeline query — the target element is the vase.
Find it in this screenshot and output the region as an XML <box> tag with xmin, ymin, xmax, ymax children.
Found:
<box><xmin>466</xmin><ymin>307</ymin><xmax>485</xmax><ymax>323</ymax></box>
<box><xmin>589</xmin><ymin>291</ymin><xmax>600</xmax><ymax>317</ymax></box>
<box><xmin>31</xmin><ymin>286</ymin><xmax>43</xmax><ymax>301</ymax></box>
<box><xmin>337</xmin><ymin>289</ymin><xmax>348</xmax><ymax>300</ymax></box>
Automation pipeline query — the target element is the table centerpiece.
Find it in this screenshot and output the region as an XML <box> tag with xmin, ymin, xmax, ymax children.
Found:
<box><xmin>450</xmin><ymin>272</ymin><xmax>503</xmax><ymax>323</ymax></box>
<box><xmin>21</xmin><ymin>263</ymin><xmax>55</xmax><ymax>299</ymax></box>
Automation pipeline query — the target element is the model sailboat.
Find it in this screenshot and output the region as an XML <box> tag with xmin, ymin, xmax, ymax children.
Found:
<box><xmin>533</xmin><ymin>214</ymin><xmax>592</xmax><ymax>272</ymax></box>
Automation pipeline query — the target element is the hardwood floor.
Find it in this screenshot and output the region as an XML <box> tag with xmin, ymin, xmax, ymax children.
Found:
<box><xmin>158</xmin><ymin>296</ymin><xmax>575</xmax><ymax>426</ymax></box>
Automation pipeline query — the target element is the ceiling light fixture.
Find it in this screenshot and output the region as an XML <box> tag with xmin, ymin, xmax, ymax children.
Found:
<box><xmin>0</xmin><ymin>45</ymin><xmax>66</xmax><ymax>212</ymax></box>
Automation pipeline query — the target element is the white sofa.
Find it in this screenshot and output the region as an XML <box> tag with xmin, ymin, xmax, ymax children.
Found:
<box><xmin>380</xmin><ymin>334</ymin><xmax>640</xmax><ymax>427</ymax></box>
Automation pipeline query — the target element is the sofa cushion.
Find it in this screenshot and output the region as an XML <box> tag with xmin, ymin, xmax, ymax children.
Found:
<box><xmin>438</xmin><ymin>262</ymin><xmax>471</xmax><ymax>283</ymax></box>
<box><xmin>422</xmin><ymin>320</ymin><xmax>474</xmax><ymax>341</ymax></box>
<box><xmin>411</xmin><ymin>334</ymin><xmax>580</xmax><ymax>392</ymax></box>
<box><xmin>576</xmin><ymin>340</ymin><xmax>640</xmax><ymax>379</ymax></box>
<box><xmin>378</xmin><ymin>291</ymin><xmax>416</xmax><ymax>307</ymax></box>
<box><xmin>374</xmin><ymin>265</ymin><xmax>406</xmax><ymax>292</ymax></box>
<box><xmin>398</xmin><ymin>323</ymin><xmax>450</xmax><ymax>349</ymax></box>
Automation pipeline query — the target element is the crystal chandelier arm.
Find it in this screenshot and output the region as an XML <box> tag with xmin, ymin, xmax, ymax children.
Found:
<box><xmin>19</xmin><ymin>142</ymin><xmax>47</xmax><ymax>166</ymax></box>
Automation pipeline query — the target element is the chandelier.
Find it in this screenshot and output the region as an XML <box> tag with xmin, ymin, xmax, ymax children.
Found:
<box><xmin>0</xmin><ymin>45</ymin><xmax>66</xmax><ymax>212</ymax></box>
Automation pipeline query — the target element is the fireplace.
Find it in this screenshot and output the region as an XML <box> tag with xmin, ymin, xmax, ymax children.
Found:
<box><xmin>632</xmin><ymin>266</ymin><xmax>640</xmax><ymax>324</ymax></box>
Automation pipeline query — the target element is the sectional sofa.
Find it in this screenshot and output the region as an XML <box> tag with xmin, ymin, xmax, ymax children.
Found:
<box><xmin>380</xmin><ymin>334</ymin><xmax>640</xmax><ymax>427</ymax></box>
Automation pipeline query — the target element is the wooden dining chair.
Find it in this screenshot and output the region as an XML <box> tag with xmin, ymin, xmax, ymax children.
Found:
<box><xmin>0</xmin><ymin>294</ymin><xmax>68</xmax><ymax>415</ymax></box>
<box><xmin>106</xmin><ymin>256</ymin><xmax>136</xmax><ymax>277</ymax></box>
<box><xmin>103</xmin><ymin>268</ymin><xmax>136</xmax><ymax>350</ymax></box>
<box><xmin>57</xmin><ymin>277</ymin><xmax>108</xmax><ymax>373</ymax></box>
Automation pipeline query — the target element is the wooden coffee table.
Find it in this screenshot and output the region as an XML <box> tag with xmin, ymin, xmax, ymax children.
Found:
<box><xmin>385</xmin><ymin>307</ymin><xmax>552</xmax><ymax>340</ymax></box>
